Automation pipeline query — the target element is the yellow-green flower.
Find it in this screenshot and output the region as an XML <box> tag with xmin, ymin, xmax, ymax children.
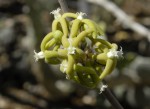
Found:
<box><xmin>35</xmin><ymin>8</ymin><xmax>123</xmax><ymax>88</ymax></box>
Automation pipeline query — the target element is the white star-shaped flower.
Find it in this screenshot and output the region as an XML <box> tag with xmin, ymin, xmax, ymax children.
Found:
<box><xmin>100</xmin><ymin>84</ymin><xmax>108</xmax><ymax>94</ymax></box>
<box><xmin>50</xmin><ymin>8</ymin><xmax>61</xmax><ymax>19</ymax></box>
<box><xmin>67</xmin><ymin>38</ymin><xmax>76</xmax><ymax>54</ymax></box>
<box><xmin>67</xmin><ymin>46</ymin><xmax>76</xmax><ymax>54</ymax></box>
<box><xmin>107</xmin><ymin>47</ymin><xmax>123</xmax><ymax>58</ymax></box>
<box><xmin>60</xmin><ymin>60</ymin><xmax>68</xmax><ymax>73</ymax></box>
<box><xmin>34</xmin><ymin>50</ymin><xmax>44</xmax><ymax>62</ymax></box>
<box><xmin>76</xmin><ymin>12</ymin><xmax>86</xmax><ymax>20</ymax></box>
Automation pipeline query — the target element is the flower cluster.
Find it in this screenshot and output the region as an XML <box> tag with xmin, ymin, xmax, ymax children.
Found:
<box><xmin>34</xmin><ymin>8</ymin><xmax>123</xmax><ymax>88</ymax></box>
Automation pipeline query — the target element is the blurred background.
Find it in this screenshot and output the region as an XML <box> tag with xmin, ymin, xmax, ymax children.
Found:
<box><xmin>0</xmin><ymin>0</ymin><xmax>150</xmax><ymax>109</ymax></box>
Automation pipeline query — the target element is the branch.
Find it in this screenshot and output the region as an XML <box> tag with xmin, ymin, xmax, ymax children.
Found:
<box><xmin>58</xmin><ymin>0</ymin><xmax>71</xmax><ymax>21</ymax></box>
<box><xmin>58</xmin><ymin>0</ymin><xmax>69</xmax><ymax>13</ymax></box>
<box><xmin>86</xmin><ymin>0</ymin><xmax>150</xmax><ymax>41</ymax></box>
<box><xmin>100</xmin><ymin>81</ymin><xmax>124</xmax><ymax>109</ymax></box>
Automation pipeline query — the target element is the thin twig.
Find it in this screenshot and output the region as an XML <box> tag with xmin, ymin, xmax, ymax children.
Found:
<box><xmin>58</xmin><ymin>0</ymin><xmax>71</xmax><ymax>21</ymax></box>
<box><xmin>58</xmin><ymin>0</ymin><xmax>69</xmax><ymax>13</ymax></box>
<box><xmin>101</xmin><ymin>81</ymin><xmax>124</xmax><ymax>109</ymax></box>
<box><xmin>86</xmin><ymin>0</ymin><xmax>150</xmax><ymax>41</ymax></box>
<box><xmin>102</xmin><ymin>88</ymin><xmax>124</xmax><ymax>109</ymax></box>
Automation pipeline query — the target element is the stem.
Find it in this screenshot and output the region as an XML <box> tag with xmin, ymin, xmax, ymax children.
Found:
<box><xmin>102</xmin><ymin>80</ymin><xmax>124</xmax><ymax>109</ymax></box>
<box><xmin>58</xmin><ymin>0</ymin><xmax>71</xmax><ymax>21</ymax></box>
<box><xmin>103</xmin><ymin>88</ymin><xmax>124</xmax><ymax>109</ymax></box>
<box><xmin>58</xmin><ymin>0</ymin><xmax>124</xmax><ymax>109</ymax></box>
<box><xmin>58</xmin><ymin>0</ymin><xmax>69</xmax><ymax>13</ymax></box>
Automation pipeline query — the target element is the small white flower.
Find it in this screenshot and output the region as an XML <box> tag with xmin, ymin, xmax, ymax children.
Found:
<box><xmin>67</xmin><ymin>46</ymin><xmax>76</xmax><ymax>54</ymax></box>
<box><xmin>34</xmin><ymin>50</ymin><xmax>44</xmax><ymax>62</ymax></box>
<box><xmin>50</xmin><ymin>8</ymin><xmax>61</xmax><ymax>19</ymax></box>
<box><xmin>100</xmin><ymin>84</ymin><xmax>108</xmax><ymax>94</ymax></box>
<box><xmin>76</xmin><ymin>12</ymin><xmax>86</xmax><ymax>20</ymax></box>
<box><xmin>67</xmin><ymin>38</ymin><xmax>76</xmax><ymax>54</ymax></box>
<box><xmin>107</xmin><ymin>47</ymin><xmax>123</xmax><ymax>58</ymax></box>
<box><xmin>60</xmin><ymin>60</ymin><xmax>68</xmax><ymax>73</ymax></box>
